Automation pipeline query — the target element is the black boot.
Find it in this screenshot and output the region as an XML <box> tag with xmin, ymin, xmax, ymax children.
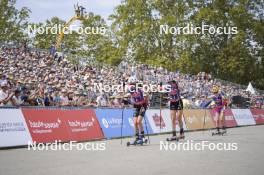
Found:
<box><xmin>179</xmin><ymin>128</ymin><xmax>185</xmax><ymax>139</ymax></box>
<box><xmin>216</xmin><ymin>127</ymin><xmax>221</xmax><ymax>134</ymax></box>
<box><xmin>133</xmin><ymin>133</ymin><xmax>140</xmax><ymax>144</ymax></box>
<box><xmin>140</xmin><ymin>131</ymin><xmax>145</xmax><ymax>139</ymax></box>
<box><xmin>167</xmin><ymin>131</ymin><xmax>178</xmax><ymax>141</ymax></box>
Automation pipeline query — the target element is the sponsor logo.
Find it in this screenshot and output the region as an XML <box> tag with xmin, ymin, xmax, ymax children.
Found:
<box><xmin>253</xmin><ymin>114</ymin><xmax>264</xmax><ymax>119</ymax></box>
<box><xmin>0</xmin><ymin>122</ymin><xmax>26</xmax><ymax>132</ymax></box>
<box><xmin>102</xmin><ymin>118</ymin><xmax>109</xmax><ymax>128</ymax></box>
<box><xmin>67</xmin><ymin>120</ymin><xmax>94</xmax><ymax>127</ymax></box>
<box><xmin>152</xmin><ymin>113</ymin><xmax>165</xmax><ymax>128</ymax></box>
<box><xmin>187</xmin><ymin>115</ymin><xmax>197</xmax><ymax>124</ymax></box>
<box><xmin>101</xmin><ymin>117</ymin><xmax>123</xmax><ymax>128</ymax></box>
<box><xmin>105</xmin><ymin>117</ymin><xmax>122</xmax><ymax>128</ymax></box>
<box><xmin>67</xmin><ymin>119</ymin><xmax>95</xmax><ymax>132</ymax></box>
<box><xmin>128</xmin><ymin>118</ymin><xmax>134</xmax><ymax>127</ymax></box>
<box><xmin>28</xmin><ymin>118</ymin><xmax>61</xmax><ymax>129</ymax></box>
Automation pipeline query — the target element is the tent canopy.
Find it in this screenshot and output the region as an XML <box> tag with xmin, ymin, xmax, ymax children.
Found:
<box><xmin>246</xmin><ymin>82</ymin><xmax>256</xmax><ymax>95</ymax></box>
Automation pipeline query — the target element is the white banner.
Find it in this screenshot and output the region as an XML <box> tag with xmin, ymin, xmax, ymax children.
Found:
<box><xmin>231</xmin><ymin>109</ymin><xmax>256</xmax><ymax>126</ymax></box>
<box><xmin>0</xmin><ymin>109</ymin><xmax>32</xmax><ymax>147</ymax></box>
<box><xmin>146</xmin><ymin>109</ymin><xmax>187</xmax><ymax>133</ymax></box>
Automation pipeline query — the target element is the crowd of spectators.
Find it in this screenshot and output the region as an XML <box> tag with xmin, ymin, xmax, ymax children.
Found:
<box><xmin>0</xmin><ymin>45</ymin><xmax>263</xmax><ymax>109</ymax></box>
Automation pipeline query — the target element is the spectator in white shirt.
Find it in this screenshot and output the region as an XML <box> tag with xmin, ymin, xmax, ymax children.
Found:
<box><xmin>96</xmin><ymin>93</ymin><xmax>107</xmax><ymax>107</ymax></box>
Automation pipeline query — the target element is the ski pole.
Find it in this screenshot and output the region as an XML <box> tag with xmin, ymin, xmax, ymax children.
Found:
<box><xmin>143</xmin><ymin>109</ymin><xmax>150</xmax><ymax>144</ymax></box>
<box><xmin>120</xmin><ymin>105</ymin><xmax>124</xmax><ymax>145</ymax></box>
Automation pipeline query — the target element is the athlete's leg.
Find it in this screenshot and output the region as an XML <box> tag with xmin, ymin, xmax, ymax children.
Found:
<box><xmin>133</xmin><ymin>116</ymin><xmax>139</xmax><ymax>138</ymax></box>
<box><xmin>177</xmin><ymin>109</ymin><xmax>184</xmax><ymax>137</ymax></box>
<box><xmin>215</xmin><ymin>111</ymin><xmax>220</xmax><ymax>132</ymax></box>
<box><xmin>170</xmin><ymin>110</ymin><xmax>177</xmax><ymax>137</ymax></box>
<box><xmin>137</xmin><ymin>115</ymin><xmax>144</xmax><ymax>138</ymax></box>
<box><xmin>133</xmin><ymin>107</ymin><xmax>140</xmax><ymax>140</ymax></box>
<box><xmin>219</xmin><ymin>109</ymin><xmax>225</xmax><ymax>130</ymax></box>
<box><xmin>138</xmin><ymin>106</ymin><xmax>147</xmax><ymax>138</ymax></box>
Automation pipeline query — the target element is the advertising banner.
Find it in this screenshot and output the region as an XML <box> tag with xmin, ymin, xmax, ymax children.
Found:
<box><xmin>61</xmin><ymin>109</ymin><xmax>104</xmax><ymax>141</ymax></box>
<box><xmin>145</xmin><ymin>109</ymin><xmax>187</xmax><ymax>134</ymax></box>
<box><xmin>0</xmin><ymin>109</ymin><xmax>32</xmax><ymax>147</ymax></box>
<box><xmin>210</xmin><ymin>109</ymin><xmax>237</xmax><ymax>128</ymax></box>
<box><xmin>22</xmin><ymin>108</ymin><xmax>70</xmax><ymax>143</ymax></box>
<box><xmin>231</xmin><ymin>109</ymin><xmax>256</xmax><ymax>126</ymax></box>
<box><xmin>184</xmin><ymin>109</ymin><xmax>215</xmax><ymax>130</ymax></box>
<box><xmin>250</xmin><ymin>109</ymin><xmax>264</xmax><ymax>124</ymax></box>
<box><xmin>96</xmin><ymin>108</ymin><xmax>153</xmax><ymax>139</ymax></box>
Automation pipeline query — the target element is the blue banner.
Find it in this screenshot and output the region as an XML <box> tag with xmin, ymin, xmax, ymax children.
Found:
<box><xmin>95</xmin><ymin>108</ymin><xmax>153</xmax><ymax>139</ymax></box>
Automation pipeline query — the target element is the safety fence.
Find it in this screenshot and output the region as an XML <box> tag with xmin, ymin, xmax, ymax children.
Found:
<box><xmin>0</xmin><ymin>107</ymin><xmax>263</xmax><ymax>148</ymax></box>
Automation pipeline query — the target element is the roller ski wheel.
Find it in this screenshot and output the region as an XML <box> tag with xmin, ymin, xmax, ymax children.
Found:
<box><xmin>166</xmin><ymin>137</ymin><xmax>179</xmax><ymax>142</ymax></box>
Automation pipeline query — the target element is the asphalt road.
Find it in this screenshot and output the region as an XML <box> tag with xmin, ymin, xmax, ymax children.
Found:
<box><xmin>1</xmin><ymin>125</ymin><xmax>264</xmax><ymax>175</ymax></box>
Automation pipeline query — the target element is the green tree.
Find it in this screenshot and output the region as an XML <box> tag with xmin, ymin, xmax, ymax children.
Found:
<box><xmin>190</xmin><ymin>0</ymin><xmax>264</xmax><ymax>88</ymax></box>
<box><xmin>111</xmin><ymin>0</ymin><xmax>264</xmax><ymax>89</ymax></box>
<box><xmin>31</xmin><ymin>17</ymin><xmax>81</xmax><ymax>50</ymax></box>
<box><xmin>0</xmin><ymin>0</ymin><xmax>30</xmax><ymax>42</ymax></box>
<box><xmin>81</xmin><ymin>12</ymin><xmax>122</xmax><ymax>65</ymax></box>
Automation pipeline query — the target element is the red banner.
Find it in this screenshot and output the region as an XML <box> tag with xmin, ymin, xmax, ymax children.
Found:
<box><xmin>22</xmin><ymin>108</ymin><xmax>104</xmax><ymax>143</ymax></box>
<box><xmin>22</xmin><ymin>109</ymin><xmax>69</xmax><ymax>143</ymax></box>
<box><xmin>62</xmin><ymin>109</ymin><xmax>104</xmax><ymax>141</ymax></box>
<box><xmin>250</xmin><ymin>109</ymin><xmax>264</xmax><ymax>124</ymax></box>
<box><xmin>210</xmin><ymin>109</ymin><xmax>237</xmax><ymax>128</ymax></box>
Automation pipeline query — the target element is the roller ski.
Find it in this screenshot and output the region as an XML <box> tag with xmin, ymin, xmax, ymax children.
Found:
<box><xmin>168</xmin><ymin>129</ymin><xmax>185</xmax><ymax>141</ymax></box>
<box><xmin>212</xmin><ymin>128</ymin><xmax>227</xmax><ymax>136</ymax></box>
<box><xmin>166</xmin><ymin>136</ymin><xmax>179</xmax><ymax>142</ymax></box>
<box><xmin>127</xmin><ymin>137</ymin><xmax>148</xmax><ymax>146</ymax></box>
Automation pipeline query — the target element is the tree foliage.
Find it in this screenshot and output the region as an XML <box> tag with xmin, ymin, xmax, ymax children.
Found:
<box><xmin>110</xmin><ymin>0</ymin><xmax>264</xmax><ymax>89</ymax></box>
<box><xmin>31</xmin><ymin>17</ymin><xmax>81</xmax><ymax>50</ymax></box>
<box><xmin>0</xmin><ymin>0</ymin><xmax>30</xmax><ymax>42</ymax></box>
